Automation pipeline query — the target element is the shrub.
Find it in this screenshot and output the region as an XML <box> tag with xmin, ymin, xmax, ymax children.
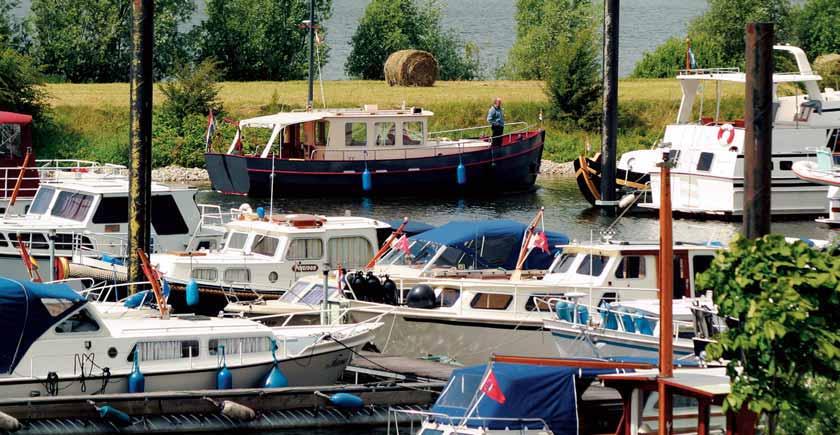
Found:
<box><xmin>345</xmin><ymin>0</ymin><xmax>479</xmax><ymax>81</ymax></box>
<box><xmin>0</xmin><ymin>48</ymin><xmax>49</xmax><ymax>119</ymax></box>
<box><xmin>159</xmin><ymin>59</ymin><xmax>224</xmax><ymax>131</ymax></box>
<box><xmin>792</xmin><ymin>0</ymin><xmax>840</xmax><ymax>59</ymax></box>
<box><xmin>632</xmin><ymin>35</ymin><xmax>727</xmax><ymax>78</ymax></box>
<box><xmin>545</xmin><ymin>25</ymin><xmax>601</xmax><ymax>130</ymax></box>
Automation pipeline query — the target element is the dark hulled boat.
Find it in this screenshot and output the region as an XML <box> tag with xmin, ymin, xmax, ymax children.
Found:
<box><xmin>205</xmin><ymin>108</ymin><xmax>544</xmax><ymax>196</ymax></box>
<box><xmin>574</xmin><ymin>152</ymin><xmax>650</xmax><ymax>206</ymax></box>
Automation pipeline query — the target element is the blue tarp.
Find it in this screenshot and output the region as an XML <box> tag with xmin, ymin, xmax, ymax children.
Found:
<box><xmin>431</xmin><ymin>362</ymin><xmax>617</xmax><ymax>434</ymax></box>
<box><xmin>386</xmin><ymin>220</ymin><xmax>436</xmax><ymax>237</ymax></box>
<box><xmin>410</xmin><ymin>220</ymin><xmax>568</xmax><ymax>270</ymax></box>
<box><xmin>0</xmin><ymin>278</ymin><xmax>86</xmax><ymax>374</ymax></box>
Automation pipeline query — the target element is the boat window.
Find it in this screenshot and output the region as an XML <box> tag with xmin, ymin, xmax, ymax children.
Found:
<box><xmin>779</xmin><ymin>160</ymin><xmax>793</xmax><ymax>171</ymax></box>
<box><xmin>696</xmin><ymin>152</ymin><xmax>714</xmax><ymax>171</ymax></box>
<box><xmin>479</xmin><ymin>235</ymin><xmax>519</xmax><ymax>268</ymax></box>
<box><xmin>0</xmin><ymin>234</ymin><xmax>7</xmax><ymax>247</ymax></box>
<box><xmin>191</xmin><ymin>268</ymin><xmax>218</xmax><ymax>281</ymax></box>
<box><xmin>525</xmin><ymin>294</ymin><xmax>557</xmax><ymax>312</ymax></box>
<box><xmin>345</xmin><ymin>122</ymin><xmax>367</xmax><ymax>146</ymax></box>
<box><xmin>54</xmin><ymin>308</ymin><xmax>100</xmax><ymax>333</ymax></box>
<box><xmin>316</xmin><ymin>121</ymin><xmax>329</xmax><ymax>146</ymax></box>
<box><xmin>50</xmin><ymin>191</ymin><xmax>94</xmax><ymax>221</ymax></box>
<box><xmin>226</xmin><ymin>232</ymin><xmax>249</xmax><ymax>250</ymax></box>
<box><xmin>299</xmin><ymin>284</ymin><xmax>339</xmax><ymax>305</ymax></box>
<box><xmin>328</xmin><ymin>236</ymin><xmax>374</xmax><ymax>269</ymax></box>
<box><xmin>551</xmin><ymin>254</ymin><xmax>576</xmax><ymax>274</ymax></box>
<box><xmin>151</xmin><ymin>195</ymin><xmax>189</xmax><ymax>235</ymax></box>
<box><xmin>40</xmin><ymin>298</ymin><xmax>77</xmax><ymax>317</ymax></box>
<box><xmin>129</xmin><ymin>340</ymin><xmax>200</xmax><ymax>361</ymax></box>
<box><xmin>402</xmin><ymin>121</ymin><xmax>423</xmax><ymax>145</ymax></box>
<box><xmin>436</xmin><ymin>288</ymin><xmax>460</xmax><ymax>307</ymax></box>
<box><xmin>470</xmin><ymin>293</ymin><xmax>513</xmax><ymax>310</ymax></box>
<box><xmin>692</xmin><ymin>255</ymin><xmax>715</xmax><ymax>277</ymax></box>
<box><xmin>223</xmin><ymin>268</ymin><xmax>251</xmax><ymax>283</ymax></box>
<box><xmin>576</xmin><ymin>254</ymin><xmax>609</xmax><ymax>276</ymax></box>
<box><xmin>0</xmin><ymin>123</ymin><xmax>22</xmax><ymax>157</ymax></box>
<box><xmin>29</xmin><ymin>187</ymin><xmax>55</xmax><ymax>215</ymax></box>
<box><xmin>615</xmin><ymin>256</ymin><xmax>646</xmax><ymax>279</ymax></box>
<box><xmin>12</xmin><ymin>232</ymin><xmax>48</xmax><ymax>250</ymax></box>
<box><xmin>252</xmin><ymin>235</ymin><xmax>280</xmax><ymax>257</ymax></box>
<box><xmin>209</xmin><ymin>337</ymin><xmax>271</xmax><ymax>356</ymax></box>
<box><xmin>287</xmin><ymin>238</ymin><xmax>324</xmax><ymax>260</ymax></box>
<box><xmin>279</xmin><ymin>280</ymin><xmax>312</xmax><ymax>302</ymax></box>
<box><xmin>92</xmin><ymin>196</ymin><xmax>129</xmax><ymax>223</ymax></box>
<box><xmin>52</xmin><ymin>233</ymin><xmax>74</xmax><ymax>250</ymax></box>
<box><xmin>374</xmin><ymin>122</ymin><xmax>396</xmax><ymax>146</ymax></box>
<box><xmin>668</xmin><ymin>149</ymin><xmax>681</xmax><ymax>163</ymax></box>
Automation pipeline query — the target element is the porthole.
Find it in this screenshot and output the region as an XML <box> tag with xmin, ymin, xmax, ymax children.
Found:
<box><xmin>108</xmin><ymin>347</ymin><xmax>118</xmax><ymax>358</ymax></box>
<box><xmin>269</xmin><ymin>271</ymin><xmax>278</xmax><ymax>283</ymax></box>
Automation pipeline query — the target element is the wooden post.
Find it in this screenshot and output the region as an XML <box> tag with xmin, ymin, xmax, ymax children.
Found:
<box><xmin>128</xmin><ymin>0</ymin><xmax>154</xmax><ymax>293</ymax></box>
<box><xmin>598</xmin><ymin>0</ymin><xmax>619</xmax><ymax>215</ymax></box>
<box><xmin>742</xmin><ymin>23</ymin><xmax>774</xmax><ymax>238</ymax></box>
<box><xmin>697</xmin><ymin>398</ymin><xmax>710</xmax><ymax>435</ymax></box>
<box><xmin>657</xmin><ymin>146</ymin><xmax>675</xmax><ymax>435</ymax></box>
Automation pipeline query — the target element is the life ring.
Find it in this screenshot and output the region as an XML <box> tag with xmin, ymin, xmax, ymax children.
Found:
<box><xmin>54</xmin><ymin>257</ymin><xmax>70</xmax><ymax>280</ymax></box>
<box><xmin>717</xmin><ymin>124</ymin><xmax>735</xmax><ymax>146</ymax></box>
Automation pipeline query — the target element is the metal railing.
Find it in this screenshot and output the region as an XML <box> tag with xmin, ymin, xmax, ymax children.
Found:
<box><xmin>0</xmin><ymin>159</ymin><xmax>127</xmax><ymax>202</ymax></box>
<box><xmin>387</xmin><ymin>408</ymin><xmax>549</xmax><ymax>435</ymax></box>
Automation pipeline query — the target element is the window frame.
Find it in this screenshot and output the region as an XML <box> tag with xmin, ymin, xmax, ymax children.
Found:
<box><xmin>696</xmin><ymin>152</ymin><xmax>714</xmax><ymax>171</ymax></box>
<box><xmin>470</xmin><ymin>292</ymin><xmax>514</xmax><ymax>310</ymax></box>
<box><xmin>374</xmin><ymin>121</ymin><xmax>396</xmax><ymax>146</ymax></box>
<box><xmin>344</xmin><ymin>122</ymin><xmax>368</xmax><ymax>147</ymax></box>
<box><xmin>615</xmin><ymin>255</ymin><xmax>647</xmax><ymax>279</ymax></box>
<box><xmin>286</xmin><ymin>238</ymin><xmax>324</xmax><ymax>261</ymax></box>
<box><xmin>401</xmin><ymin>121</ymin><xmax>424</xmax><ymax>146</ymax></box>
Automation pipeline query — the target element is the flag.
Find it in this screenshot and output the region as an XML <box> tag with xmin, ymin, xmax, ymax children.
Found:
<box><xmin>204</xmin><ymin>110</ymin><xmax>216</xmax><ymax>150</ymax></box>
<box><xmin>393</xmin><ymin>235</ymin><xmax>411</xmax><ymax>255</ymax></box>
<box><xmin>480</xmin><ymin>370</ymin><xmax>506</xmax><ymax>404</ymax></box>
<box><xmin>336</xmin><ymin>266</ymin><xmax>344</xmax><ymax>290</ymax></box>
<box><xmin>527</xmin><ymin>231</ymin><xmax>550</xmax><ymax>253</ymax></box>
<box><xmin>233</xmin><ymin>126</ymin><xmax>244</xmax><ymax>154</ymax></box>
<box><xmin>688</xmin><ymin>47</ymin><xmax>697</xmax><ymax>69</ymax></box>
<box><xmin>315</xmin><ymin>31</ymin><xmax>323</xmax><ymax>45</ymax></box>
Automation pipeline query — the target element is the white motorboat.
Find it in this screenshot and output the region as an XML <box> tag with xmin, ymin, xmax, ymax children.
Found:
<box><xmin>0</xmin><ymin>174</ymin><xmax>223</xmax><ymax>281</ymax></box>
<box><xmin>793</xmin><ymin>149</ymin><xmax>840</xmax><ymax>225</ymax></box>
<box><xmin>0</xmin><ymin>277</ymin><xmax>382</xmax><ymax>398</ymax></box>
<box><xmin>578</xmin><ymin>45</ymin><xmax>840</xmax><ymax>217</ymax></box>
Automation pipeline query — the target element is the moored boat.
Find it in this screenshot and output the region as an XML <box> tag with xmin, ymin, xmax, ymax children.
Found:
<box><xmin>792</xmin><ymin>149</ymin><xmax>840</xmax><ymax>225</ymax></box>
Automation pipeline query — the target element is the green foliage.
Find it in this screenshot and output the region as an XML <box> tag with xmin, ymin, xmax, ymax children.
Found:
<box><xmin>697</xmin><ymin>235</ymin><xmax>840</xmax><ymax>423</ymax></box>
<box><xmin>159</xmin><ymin>59</ymin><xmax>223</xmax><ymax>129</ymax></box>
<box><xmin>0</xmin><ymin>0</ymin><xmax>25</xmax><ymax>50</ymax></box>
<box><xmin>28</xmin><ymin>0</ymin><xmax>194</xmax><ymax>82</ymax></box>
<box><xmin>345</xmin><ymin>0</ymin><xmax>479</xmax><ymax>81</ymax></box>
<box><xmin>545</xmin><ymin>25</ymin><xmax>600</xmax><ymax>130</ymax></box>
<box><xmin>0</xmin><ymin>48</ymin><xmax>48</xmax><ymax>119</ymax></box>
<box><xmin>196</xmin><ymin>0</ymin><xmax>331</xmax><ymax>81</ymax></box>
<box><xmin>792</xmin><ymin>0</ymin><xmax>840</xmax><ymax>58</ymax></box>
<box><xmin>633</xmin><ymin>0</ymin><xmax>793</xmax><ymax>78</ymax></box>
<box><xmin>778</xmin><ymin>376</ymin><xmax>840</xmax><ymax>435</ymax></box>
<box><xmin>502</xmin><ymin>0</ymin><xmax>595</xmax><ymax>80</ymax></box>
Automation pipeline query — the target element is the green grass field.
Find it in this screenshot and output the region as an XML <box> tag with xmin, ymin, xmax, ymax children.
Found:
<box><xmin>39</xmin><ymin>79</ymin><xmax>747</xmax><ymax>166</ymax></box>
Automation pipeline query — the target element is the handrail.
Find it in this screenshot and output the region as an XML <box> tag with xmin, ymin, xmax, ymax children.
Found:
<box><xmin>387</xmin><ymin>408</ymin><xmax>549</xmax><ymax>433</ymax></box>
<box><xmin>428</xmin><ymin>121</ymin><xmax>528</xmax><ymax>137</ymax></box>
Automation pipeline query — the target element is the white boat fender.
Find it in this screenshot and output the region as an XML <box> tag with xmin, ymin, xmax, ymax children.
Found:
<box><xmin>618</xmin><ymin>193</ymin><xmax>636</xmax><ymax>210</ymax></box>
<box><xmin>0</xmin><ymin>410</ymin><xmax>21</xmax><ymax>432</ymax></box>
<box><xmin>221</xmin><ymin>400</ymin><xmax>256</xmax><ymax>421</ymax></box>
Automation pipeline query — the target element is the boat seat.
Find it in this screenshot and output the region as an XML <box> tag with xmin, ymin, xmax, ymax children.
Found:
<box><xmin>576</xmin><ymin>305</ymin><xmax>589</xmax><ymax>324</ymax></box>
<box><xmin>634</xmin><ymin>315</ymin><xmax>654</xmax><ymax>336</ymax></box>
<box><xmin>555</xmin><ymin>301</ymin><xmax>572</xmax><ymax>322</ymax></box>
<box><xmin>599</xmin><ymin>303</ymin><xmax>619</xmax><ymax>330</ymax></box>
<box><xmin>619</xmin><ymin>308</ymin><xmax>636</xmax><ymax>333</ymax></box>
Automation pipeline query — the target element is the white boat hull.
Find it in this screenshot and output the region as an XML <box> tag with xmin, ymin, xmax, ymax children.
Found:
<box><xmin>545</xmin><ymin>320</ymin><xmax>694</xmax><ymax>360</ymax></box>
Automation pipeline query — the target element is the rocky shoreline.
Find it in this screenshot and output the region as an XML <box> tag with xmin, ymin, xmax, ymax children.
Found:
<box><xmin>150</xmin><ymin>159</ymin><xmax>575</xmax><ymax>184</ymax></box>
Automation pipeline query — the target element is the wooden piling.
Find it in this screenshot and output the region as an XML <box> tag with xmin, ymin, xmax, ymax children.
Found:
<box><xmin>128</xmin><ymin>0</ymin><xmax>154</xmax><ymax>292</ymax></box>
<box><xmin>743</xmin><ymin>23</ymin><xmax>774</xmax><ymax>238</ymax></box>
<box><xmin>598</xmin><ymin>0</ymin><xmax>620</xmax><ymax>215</ymax></box>
<box><xmin>657</xmin><ymin>148</ymin><xmax>675</xmax><ymax>435</ymax></box>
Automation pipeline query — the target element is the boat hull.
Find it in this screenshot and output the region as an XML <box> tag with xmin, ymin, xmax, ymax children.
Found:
<box><xmin>547</xmin><ymin>323</ymin><xmax>694</xmax><ymax>360</ymax></box>
<box><xmin>574</xmin><ymin>153</ymin><xmax>650</xmax><ymax>207</ymax></box>
<box><xmin>205</xmin><ymin>131</ymin><xmax>545</xmax><ymax>196</ymax></box>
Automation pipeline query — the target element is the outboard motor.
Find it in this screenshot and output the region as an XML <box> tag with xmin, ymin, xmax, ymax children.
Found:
<box><xmin>365</xmin><ymin>272</ymin><xmax>383</xmax><ymax>302</ymax></box>
<box><xmin>406</xmin><ymin>284</ymin><xmax>436</xmax><ymax>309</ymax></box>
<box><xmin>381</xmin><ymin>275</ymin><xmax>398</xmax><ymax>305</ymax></box>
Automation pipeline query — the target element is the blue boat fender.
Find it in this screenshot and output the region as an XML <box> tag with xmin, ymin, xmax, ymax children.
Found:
<box><xmin>128</xmin><ymin>348</ymin><xmax>144</xmax><ymax>393</ymax></box>
<box><xmin>263</xmin><ymin>364</ymin><xmax>288</xmax><ymax>388</ymax></box>
<box><xmin>217</xmin><ymin>345</ymin><xmax>232</xmax><ymax>390</ymax></box>
<box><xmin>329</xmin><ymin>393</ymin><xmax>364</xmax><ymax>408</ymax></box>
<box><xmin>123</xmin><ymin>290</ymin><xmax>150</xmax><ymax>308</ymax></box>
<box><xmin>256</xmin><ymin>206</ymin><xmax>266</xmax><ymax>219</ymax></box>
<box><xmin>186</xmin><ymin>279</ymin><xmax>199</xmax><ymax>306</ymax></box>
<box><xmin>362</xmin><ymin>167</ymin><xmax>373</xmax><ymax>192</ymax></box>
<box><xmin>456</xmin><ymin>159</ymin><xmax>467</xmax><ymax>185</ymax></box>
<box><xmin>96</xmin><ymin>405</ymin><xmax>132</xmax><ymax>427</ymax></box>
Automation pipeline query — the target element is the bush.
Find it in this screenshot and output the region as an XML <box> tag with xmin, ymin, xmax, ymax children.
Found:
<box><xmin>159</xmin><ymin>59</ymin><xmax>224</xmax><ymax>131</ymax></box>
<box><xmin>813</xmin><ymin>54</ymin><xmax>840</xmax><ymax>89</ymax></box>
<box><xmin>345</xmin><ymin>0</ymin><xmax>479</xmax><ymax>81</ymax></box>
<box><xmin>196</xmin><ymin>0</ymin><xmax>331</xmax><ymax>81</ymax></box>
<box><xmin>0</xmin><ymin>48</ymin><xmax>49</xmax><ymax>119</ymax></box>
<box><xmin>545</xmin><ymin>26</ymin><xmax>600</xmax><ymax>130</ymax></box>
<box><xmin>793</xmin><ymin>0</ymin><xmax>840</xmax><ymax>59</ymax></box>
<box><xmin>632</xmin><ymin>35</ymin><xmax>727</xmax><ymax>78</ymax></box>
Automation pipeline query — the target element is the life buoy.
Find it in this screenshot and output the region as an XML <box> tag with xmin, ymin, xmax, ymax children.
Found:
<box><xmin>717</xmin><ymin>124</ymin><xmax>735</xmax><ymax>145</ymax></box>
<box><xmin>54</xmin><ymin>257</ymin><xmax>69</xmax><ymax>280</ymax></box>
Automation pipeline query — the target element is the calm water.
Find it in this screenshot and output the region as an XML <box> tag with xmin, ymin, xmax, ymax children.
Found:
<box><xmin>15</xmin><ymin>0</ymin><xmax>708</xmax><ymax>78</ymax></box>
<box><xmin>196</xmin><ymin>177</ymin><xmax>836</xmax><ymax>243</ymax></box>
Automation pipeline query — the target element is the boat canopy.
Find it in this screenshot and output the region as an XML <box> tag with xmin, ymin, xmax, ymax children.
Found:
<box><xmin>0</xmin><ymin>278</ymin><xmax>86</xmax><ymax>374</ymax></box>
<box><xmin>409</xmin><ymin>220</ymin><xmax>568</xmax><ymax>270</ymax></box>
<box><xmin>385</xmin><ymin>219</ymin><xmax>435</xmax><ymax>237</ymax></box>
<box><xmin>0</xmin><ymin>111</ymin><xmax>33</xmax><ymax>125</ymax></box>
<box><xmin>239</xmin><ymin>112</ymin><xmax>328</xmax><ymax>129</ymax></box>
<box><xmin>431</xmin><ymin>362</ymin><xmax>617</xmax><ymax>434</ymax></box>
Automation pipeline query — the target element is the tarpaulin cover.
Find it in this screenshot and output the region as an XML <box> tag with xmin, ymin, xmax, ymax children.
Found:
<box><xmin>431</xmin><ymin>362</ymin><xmax>618</xmax><ymax>434</ymax></box>
<box><xmin>410</xmin><ymin>220</ymin><xmax>568</xmax><ymax>270</ymax></box>
<box><xmin>0</xmin><ymin>278</ymin><xmax>85</xmax><ymax>374</ymax></box>
<box><xmin>386</xmin><ymin>220</ymin><xmax>436</xmax><ymax>237</ymax></box>
<box><xmin>0</xmin><ymin>111</ymin><xmax>33</xmax><ymax>125</ymax></box>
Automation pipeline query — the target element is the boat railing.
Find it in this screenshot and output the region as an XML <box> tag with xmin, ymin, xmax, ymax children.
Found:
<box><xmin>386</xmin><ymin>408</ymin><xmax>549</xmax><ymax>434</ymax></box>
<box><xmin>70</xmin><ymin>230</ymin><xmax>158</xmax><ymax>261</ymax></box>
<box><xmin>0</xmin><ymin>159</ymin><xmax>126</xmax><ymax>202</ymax></box>
<box><xmin>677</xmin><ymin>67</ymin><xmax>741</xmax><ymax>77</ymax></box>
<box><xmin>82</xmin><ymin>280</ymin><xmax>155</xmax><ymax>304</ymax></box>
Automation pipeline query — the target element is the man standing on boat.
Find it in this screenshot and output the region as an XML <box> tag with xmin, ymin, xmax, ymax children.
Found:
<box><xmin>487</xmin><ymin>97</ymin><xmax>504</xmax><ymax>147</ymax></box>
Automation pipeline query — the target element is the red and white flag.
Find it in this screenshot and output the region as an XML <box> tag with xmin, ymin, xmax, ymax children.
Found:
<box><xmin>480</xmin><ymin>370</ymin><xmax>506</xmax><ymax>404</ymax></box>
<box><xmin>393</xmin><ymin>235</ymin><xmax>411</xmax><ymax>255</ymax></box>
<box><xmin>204</xmin><ymin>110</ymin><xmax>216</xmax><ymax>150</ymax></box>
<box><xmin>527</xmin><ymin>231</ymin><xmax>549</xmax><ymax>254</ymax></box>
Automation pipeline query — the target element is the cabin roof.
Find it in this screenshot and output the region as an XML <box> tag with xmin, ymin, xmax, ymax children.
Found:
<box><xmin>41</xmin><ymin>178</ymin><xmax>193</xmax><ymax>195</ymax></box>
<box><xmin>238</xmin><ymin>108</ymin><xmax>434</xmax><ymax>129</ymax></box>
<box><xmin>224</xmin><ymin>215</ymin><xmax>388</xmax><ymax>236</ymax></box>
<box><xmin>677</xmin><ymin>70</ymin><xmax>822</xmax><ymax>84</ymax></box>
<box><xmin>560</xmin><ymin>241</ymin><xmax>720</xmax><ymax>255</ymax></box>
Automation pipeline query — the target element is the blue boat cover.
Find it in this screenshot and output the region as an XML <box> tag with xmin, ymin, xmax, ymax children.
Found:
<box><xmin>386</xmin><ymin>220</ymin><xmax>436</xmax><ymax>237</ymax></box>
<box><xmin>0</xmin><ymin>278</ymin><xmax>86</xmax><ymax>374</ymax></box>
<box><xmin>431</xmin><ymin>362</ymin><xmax>618</xmax><ymax>434</ymax></box>
<box><xmin>410</xmin><ymin>220</ymin><xmax>568</xmax><ymax>270</ymax></box>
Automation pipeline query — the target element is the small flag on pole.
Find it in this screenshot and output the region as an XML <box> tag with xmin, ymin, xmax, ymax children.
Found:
<box><xmin>527</xmin><ymin>231</ymin><xmax>550</xmax><ymax>253</ymax></box>
<box><xmin>480</xmin><ymin>370</ymin><xmax>506</xmax><ymax>404</ymax></box>
<box><xmin>204</xmin><ymin>110</ymin><xmax>216</xmax><ymax>150</ymax></box>
<box><xmin>393</xmin><ymin>235</ymin><xmax>411</xmax><ymax>255</ymax></box>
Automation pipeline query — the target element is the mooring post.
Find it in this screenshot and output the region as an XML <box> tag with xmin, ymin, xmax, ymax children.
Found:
<box><xmin>657</xmin><ymin>145</ymin><xmax>675</xmax><ymax>435</ymax></box>
<box><xmin>306</xmin><ymin>0</ymin><xmax>315</xmax><ymax>111</ymax></box>
<box><xmin>128</xmin><ymin>0</ymin><xmax>154</xmax><ymax>293</ymax></box>
<box><xmin>743</xmin><ymin>23</ymin><xmax>774</xmax><ymax>238</ymax></box>
<box><xmin>598</xmin><ymin>0</ymin><xmax>619</xmax><ymax>215</ymax></box>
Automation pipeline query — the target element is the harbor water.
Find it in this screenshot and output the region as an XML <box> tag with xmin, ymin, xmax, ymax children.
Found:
<box><xmin>197</xmin><ymin>177</ymin><xmax>836</xmax><ymax>245</ymax></box>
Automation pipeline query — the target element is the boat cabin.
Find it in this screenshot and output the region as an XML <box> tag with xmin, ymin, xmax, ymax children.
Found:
<box><xmin>225</xmin><ymin>107</ymin><xmax>492</xmax><ymax>161</ymax></box>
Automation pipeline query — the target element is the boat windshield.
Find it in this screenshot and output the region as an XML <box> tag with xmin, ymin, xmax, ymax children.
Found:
<box><xmin>548</xmin><ymin>253</ymin><xmax>576</xmax><ymax>274</ymax></box>
<box><xmin>278</xmin><ymin>280</ymin><xmax>312</xmax><ymax>302</ymax></box>
<box><xmin>49</xmin><ymin>191</ymin><xmax>94</xmax><ymax>222</ymax></box>
<box><xmin>378</xmin><ymin>239</ymin><xmax>479</xmax><ymax>270</ymax></box>
<box><xmin>29</xmin><ymin>187</ymin><xmax>55</xmax><ymax>215</ymax></box>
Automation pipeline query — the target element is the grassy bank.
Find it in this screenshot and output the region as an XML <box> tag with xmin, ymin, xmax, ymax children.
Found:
<box><xmin>38</xmin><ymin>79</ymin><xmax>746</xmax><ymax>166</ymax></box>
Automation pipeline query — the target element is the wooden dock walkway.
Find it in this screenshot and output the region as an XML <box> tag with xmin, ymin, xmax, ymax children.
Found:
<box><xmin>347</xmin><ymin>351</ymin><xmax>458</xmax><ymax>381</ymax></box>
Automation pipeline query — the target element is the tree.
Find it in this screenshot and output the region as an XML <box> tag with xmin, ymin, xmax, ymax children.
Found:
<box><xmin>697</xmin><ymin>235</ymin><xmax>840</xmax><ymax>433</ymax></box>
<box><xmin>28</xmin><ymin>0</ymin><xmax>194</xmax><ymax>82</ymax></box>
<box><xmin>0</xmin><ymin>0</ymin><xmax>24</xmax><ymax>49</ymax></box>
<box><xmin>793</xmin><ymin>0</ymin><xmax>840</xmax><ymax>58</ymax></box>
<box><xmin>345</xmin><ymin>0</ymin><xmax>479</xmax><ymax>81</ymax></box>
<box><xmin>632</xmin><ymin>34</ymin><xmax>727</xmax><ymax>78</ymax></box>
<box><xmin>0</xmin><ymin>48</ymin><xmax>49</xmax><ymax>119</ymax></box>
<box><xmin>545</xmin><ymin>25</ymin><xmax>600</xmax><ymax>129</ymax></box>
<box><xmin>502</xmin><ymin>0</ymin><xmax>594</xmax><ymax>80</ymax></box>
<box><xmin>196</xmin><ymin>0</ymin><xmax>331</xmax><ymax>81</ymax></box>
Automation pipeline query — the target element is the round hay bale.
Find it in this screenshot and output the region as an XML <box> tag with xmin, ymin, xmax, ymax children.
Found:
<box><xmin>814</xmin><ymin>54</ymin><xmax>840</xmax><ymax>89</ymax></box>
<box><xmin>383</xmin><ymin>49</ymin><xmax>438</xmax><ymax>87</ymax></box>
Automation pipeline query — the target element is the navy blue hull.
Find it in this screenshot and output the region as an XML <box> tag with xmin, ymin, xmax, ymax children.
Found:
<box><xmin>205</xmin><ymin>130</ymin><xmax>545</xmax><ymax>196</ymax></box>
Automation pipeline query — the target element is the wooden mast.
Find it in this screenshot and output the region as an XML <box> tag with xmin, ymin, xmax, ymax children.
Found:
<box><xmin>657</xmin><ymin>146</ymin><xmax>675</xmax><ymax>435</ymax></box>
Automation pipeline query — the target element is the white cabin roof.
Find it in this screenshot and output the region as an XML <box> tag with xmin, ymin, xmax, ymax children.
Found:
<box><xmin>41</xmin><ymin>178</ymin><xmax>193</xmax><ymax>195</ymax></box>
<box><xmin>239</xmin><ymin>112</ymin><xmax>328</xmax><ymax>129</ymax></box>
<box><xmin>238</xmin><ymin>108</ymin><xmax>435</xmax><ymax>129</ymax></box>
<box><xmin>224</xmin><ymin>215</ymin><xmax>389</xmax><ymax>237</ymax></box>
<box><xmin>677</xmin><ymin>70</ymin><xmax>822</xmax><ymax>84</ymax></box>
